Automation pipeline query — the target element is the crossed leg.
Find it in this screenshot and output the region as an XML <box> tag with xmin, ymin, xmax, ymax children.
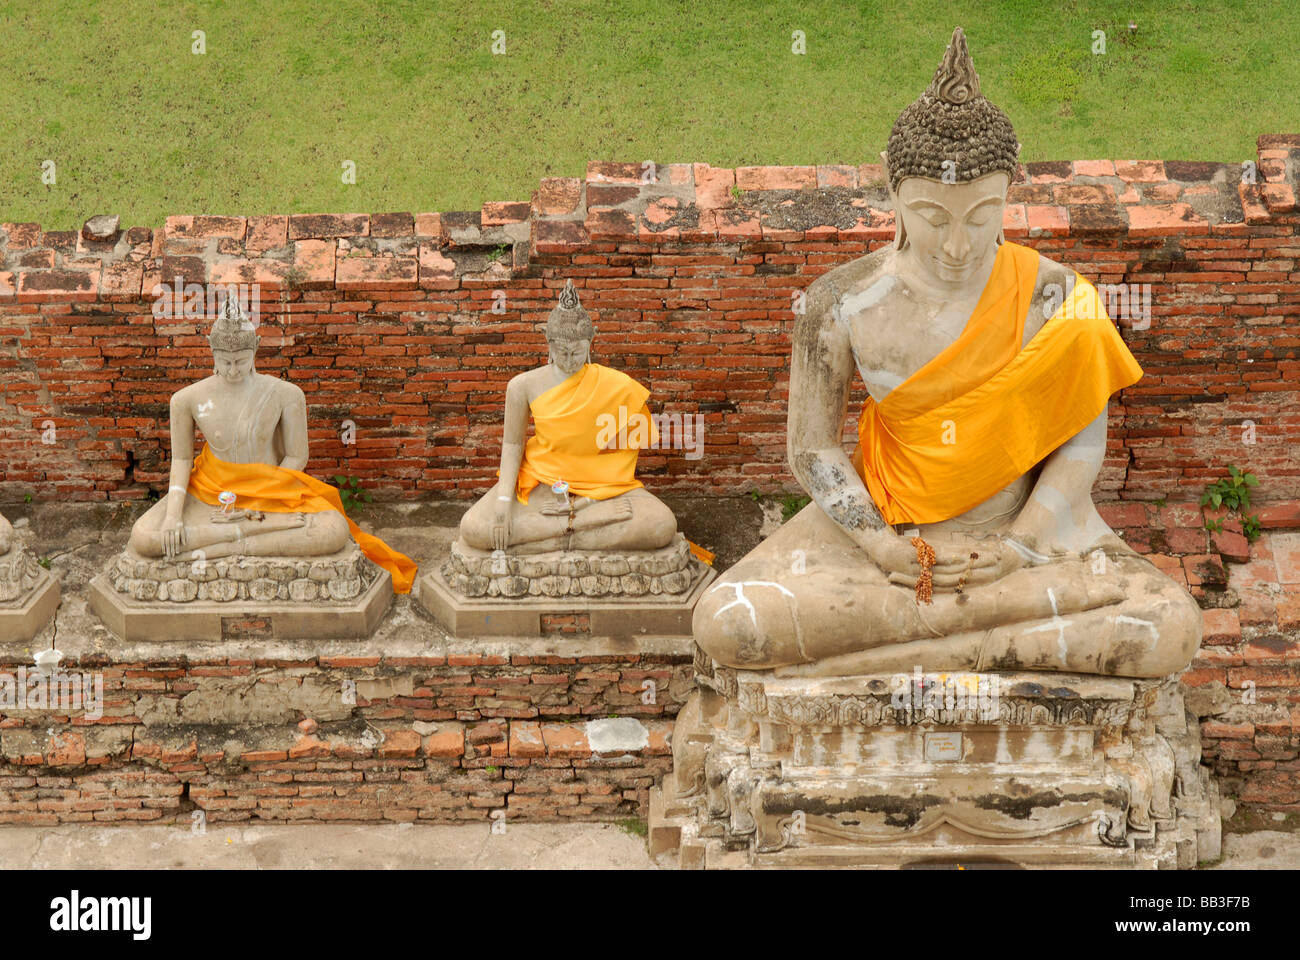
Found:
<box><xmin>128</xmin><ymin>493</ymin><xmax>351</xmax><ymax>559</ymax></box>
<box><xmin>692</xmin><ymin>502</ymin><xmax>1202</xmax><ymax>678</ymax></box>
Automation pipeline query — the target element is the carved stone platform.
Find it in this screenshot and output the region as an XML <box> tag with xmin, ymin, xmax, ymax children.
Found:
<box><xmin>418</xmin><ymin>534</ymin><xmax>716</xmax><ymax>636</ymax></box>
<box><xmin>88</xmin><ymin>545</ymin><xmax>392</xmax><ymax>641</ymax></box>
<box><xmin>0</xmin><ymin>547</ymin><xmax>60</xmax><ymax>643</ymax></box>
<box><xmin>650</xmin><ymin>653</ymin><xmax>1221</xmax><ymax>869</ymax></box>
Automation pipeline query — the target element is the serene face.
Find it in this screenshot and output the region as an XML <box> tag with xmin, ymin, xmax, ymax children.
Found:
<box><xmin>895</xmin><ymin>171</ymin><xmax>1010</xmax><ymax>286</ymax></box>
<box><xmin>548</xmin><ymin>337</ymin><xmax>590</xmax><ymax>376</ymax></box>
<box><xmin>212</xmin><ymin>349</ymin><xmax>256</xmax><ymax>384</ymax></box>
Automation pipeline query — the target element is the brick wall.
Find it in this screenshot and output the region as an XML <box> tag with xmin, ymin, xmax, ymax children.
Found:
<box><xmin>1</xmin><ymin>136</ymin><xmax>1297</xmax><ymax>503</ymax></box>
<box><xmin>0</xmin><ymin>647</ymin><xmax>690</xmax><ymax>825</ymax></box>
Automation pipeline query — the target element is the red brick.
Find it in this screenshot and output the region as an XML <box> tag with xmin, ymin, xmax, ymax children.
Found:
<box><xmin>1026</xmin><ymin>205</ymin><xmax>1068</xmax><ymax>236</ymax></box>
<box><xmin>1073</xmin><ymin>160</ymin><xmax>1116</xmax><ymax>177</ymax></box>
<box><xmin>466</xmin><ymin>722</ymin><xmax>505</xmax><ymax>745</ymax></box>
<box><xmin>509</xmin><ymin>722</ymin><xmax>546</xmax><ymax>758</ymax></box>
<box><xmin>18</xmin><ymin>269</ymin><xmax>100</xmax><ymax>302</ymax></box>
<box><xmin>335</xmin><ymin>255</ymin><xmax>418</xmax><ymax>291</ymax></box>
<box><xmin>288</xmin><ymin>213</ymin><xmax>368</xmax><ymax>240</ymax></box>
<box><xmin>1201</xmin><ymin>720</ymin><xmax>1254</xmax><ymax>739</ymax></box>
<box><xmin>482</xmin><ymin>201</ymin><xmax>530</xmax><ymax>226</ymax></box>
<box><xmin>369</xmin><ymin>212</ymin><xmax>414</xmax><ymax>237</ymax></box>
<box><xmin>536</xmin><ymin>178</ymin><xmax>582</xmax><ymax>216</ymax></box>
<box><xmin>1126</xmin><ymin>203</ymin><xmax>1209</xmax><ymax>237</ymax></box>
<box><xmin>1114</xmin><ymin>160</ymin><xmax>1167</xmax><ymax>182</ymax></box>
<box><xmin>1277</xmin><ymin>595</ymin><xmax>1300</xmax><ymax>632</ymax></box>
<box><xmin>172</xmin><ymin>215</ymin><xmax>247</xmax><ymax>240</ymax></box>
<box><xmin>735</xmin><ymin>166</ymin><xmax>816</xmax><ymax>191</ymax></box>
<box><xmin>1201</xmin><ymin>608</ymin><xmax>1241</xmax><ymax>645</ymax></box>
<box><xmin>533</xmin><ymin>220</ymin><xmax>587</xmax><ymax>252</ymax></box>
<box><xmin>541</xmin><ymin>723</ymin><xmax>590</xmax><ymax>758</ymax></box>
<box><xmin>379</xmin><ymin>730</ymin><xmax>422</xmax><ymax>759</ymax></box>
<box><xmin>816</xmin><ymin>165</ymin><xmax>858</xmax><ymax>188</ymax></box>
<box><xmin>586</xmin><ymin>162</ymin><xmax>642</xmax><ymax>184</ymax></box>
<box><xmin>46</xmin><ymin>733</ymin><xmax>86</xmax><ymax>766</ymax></box>
<box><xmin>1097</xmin><ymin>502</ymin><xmax>1150</xmax><ymax>527</ymax></box>
<box><xmin>414</xmin><ymin>212</ymin><xmax>443</xmax><ymax>238</ymax></box>
<box><xmin>293</xmin><ymin>239</ymin><xmax>336</xmax><ymax>288</ymax></box>
<box><xmin>1212</xmin><ymin>528</ymin><xmax>1252</xmax><ymax>563</ymax></box>
<box><xmin>241</xmin><ymin>750</ymin><xmax>289</xmax><ymax>763</ymax></box>
<box><xmin>1182</xmin><ymin>553</ymin><xmax>1226</xmax><ymax>587</ymax></box>
<box><xmin>1242</xmin><ymin>634</ymin><xmax>1300</xmax><ymax>664</ymax></box>
<box><xmin>1257</xmin><ymin>503</ymin><xmax>1300</xmax><ymax>529</ymax></box>
<box><xmin>423</xmin><ymin>729</ymin><xmax>464</xmax><ymax>758</ymax></box>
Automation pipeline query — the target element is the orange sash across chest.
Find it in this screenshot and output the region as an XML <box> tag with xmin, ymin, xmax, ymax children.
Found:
<box><xmin>515</xmin><ymin>363</ymin><xmax>657</xmax><ymax>505</ymax></box>
<box><xmin>187</xmin><ymin>445</ymin><xmax>418</xmax><ymax>594</ymax></box>
<box><xmin>850</xmin><ymin>242</ymin><xmax>1143</xmax><ymax>526</ymax></box>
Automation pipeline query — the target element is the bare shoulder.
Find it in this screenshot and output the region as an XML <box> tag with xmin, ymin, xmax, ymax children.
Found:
<box><xmin>507</xmin><ymin>367</ymin><xmax>546</xmax><ymax>404</ymax></box>
<box><xmin>170</xmin><ymin>379</ymin><xmax>205</xmax><ymax>410</ymax></box>
<box><xmin>796</xmin><ymin>249</ymin><xmax>898</xmax><ymax>358</ymax></box>
<box><xmin>269</xmin><ymin>375</ymin><xmax>306</xmax><ymax>407</ymax></box>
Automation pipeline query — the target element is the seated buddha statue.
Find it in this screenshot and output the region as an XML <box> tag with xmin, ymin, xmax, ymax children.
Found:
<box><xmin>125</xmin><ymin>297</ymin><xmax>416</xmax><ymax>593</ymax></box>
<box><xmin>692</xmin><ymin>28</ymin><xmax>1201</xmax><ymax>679</ymax></box>
<box><xmin>458</xmin><ymin>280</ymin><xmax>679</xmax><ymax>555</ymax></box>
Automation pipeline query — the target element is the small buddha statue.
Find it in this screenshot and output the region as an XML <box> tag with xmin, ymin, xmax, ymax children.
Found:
<box><xmin>124</xmin><ymin>297</ymin><xmax>415</xmax><ymax>591</ymax></box>
<box><xmin>692</xmin><ymin>28</ymin><xmax>1201</xmax><ymax>679</ymax></box>
<box><xmin>457</xmin><ymin>280</ymin><xmax>678</xmax><ymax>555</ymax></box>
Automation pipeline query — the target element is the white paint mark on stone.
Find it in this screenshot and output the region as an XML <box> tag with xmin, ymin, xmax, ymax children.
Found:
<box><xmin>585</xmin><ymin>717</ymin><xmax>649</xmax><ymax>753</ymax></box>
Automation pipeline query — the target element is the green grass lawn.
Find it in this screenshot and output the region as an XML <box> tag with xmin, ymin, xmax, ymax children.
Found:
<box><xmin>2</xmin><ymin>0</ymin><xmax>1297</xmax><ymax>230</ymax></box>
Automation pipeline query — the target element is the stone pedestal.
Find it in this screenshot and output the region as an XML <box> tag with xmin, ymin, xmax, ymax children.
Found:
<box><xmin>88</xmin><ymin>545</ymin><xmax>391</xmax><ymax>641</ymax></box>
<box><xmin>418</xmin><ymin>533</ymin><xmax>715</xmax><ymax>637</ymax></box>
<box><xmin>0</xmin><ymin>547</ymin><xmax>60</xmax><ymax>643</ymax></box>
<box><xmin>650</xmin><ymin>652</ymin><xmax>1221</xmax><ymax>869</ymax></box>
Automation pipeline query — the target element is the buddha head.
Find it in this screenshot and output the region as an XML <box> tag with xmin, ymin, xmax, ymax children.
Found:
<box><xmin>883</xmin><ymin>27</ymin><xmax>1020</xmax><ymax>286</ymax></box>
<box><xmin>208</xmin><ymin>296</ymin><xmax>259</xmax><ymax>384</ymax></box>
<box><xmin>546</xmin><ymin>280</ymin><xmax>594</xmax><ymax>376</ymax></box>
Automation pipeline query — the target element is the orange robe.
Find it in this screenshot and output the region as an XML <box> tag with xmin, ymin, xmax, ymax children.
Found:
<box><xmin>515</xmin><ymin>363</ymin><xmax>658</xmax><ymax>504</ymax></box>
<box><xmin>187</xmin><ymin>445</ymin><xmax>418</xmax><ymax>594</ymax></box>
<box><xmin>850</xmin><ymin>241</ymin><xmax>1143</xmax><ymax>526</ymax></box>
<box><xmin>512</xmin><ymin>364</ymin><xmax>715</xmax><ymax>565</ymax></box>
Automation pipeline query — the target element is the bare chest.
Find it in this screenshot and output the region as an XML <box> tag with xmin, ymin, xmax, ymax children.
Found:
<box><xmin>846</xmin><ymin>291</ymin><xmax>980</xmax><ymax>402</ymax></box>
<box><xmin>190</xmin><ymin>380</ymin><xmax>280</xmax><ymax>461</ymax></box>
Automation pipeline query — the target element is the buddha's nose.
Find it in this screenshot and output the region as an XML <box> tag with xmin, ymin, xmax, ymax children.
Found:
<box><xmin>943</xmin><ymin>225</ymin><xmax>971</xmax><ymax>262</ymax></box>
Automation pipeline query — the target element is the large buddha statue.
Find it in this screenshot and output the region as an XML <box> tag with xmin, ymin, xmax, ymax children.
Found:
<box><xmin>92</xmin><ymin>298</ymin><xmax>415</xmax><ymax>640</ymax></box>
<box><xmin>692</xmin><ymin>29</ymin><xmax>1201</xmax><ymax>679</ymax></box>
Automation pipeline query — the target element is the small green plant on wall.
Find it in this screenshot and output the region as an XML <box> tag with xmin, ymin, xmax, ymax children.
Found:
<box><xmin>747</xmin><ymin>490</ymin><xmax>811</xmax><ymax>523</ymax></box>
<box><xmin>1201</xmin><ymin>465</ymin><xmax>1262</xmax><ymax>542</ymax></box>
<box><xmin>780</xmin><ymin>494</ymin><xmax>811</xmax><ymax>522</ymax></box>
<box><xmin>333</xmin><ymin>476</ymin><xmax>372</xmax><ymax>514</ymax></box>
